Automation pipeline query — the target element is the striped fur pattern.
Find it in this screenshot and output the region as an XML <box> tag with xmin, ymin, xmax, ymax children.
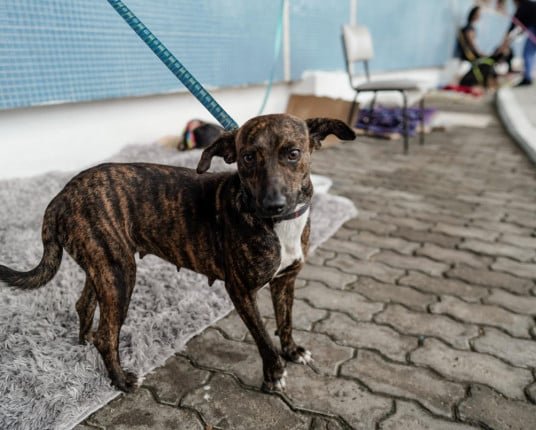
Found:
<box><xmin>0</xmin><ymin>114</ymin><xmax>355</xmax><ymax>392</ymax></box>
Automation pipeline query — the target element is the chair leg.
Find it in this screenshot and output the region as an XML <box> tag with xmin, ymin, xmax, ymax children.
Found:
<box><xmin>348</xmin><ymin>91</ymin><xmax>359</xmax><ymax>126</ymax></box>
<box><xmin>365</xmin><ymin>92</ymin><xmax>377</xmax><ymax>134</ymax></box>
<box><xmin>419</xmin><ymin>96</ymin><xmax>425</xmax><ymax>145</ymax></box>
<box><xmin>402</xmin><ymin>91</ymin><xmax>408</xmax><ymax>154</ymax></box>
<box><xmin>370</xmin><ymin>91</ymin><xmax>377</xmax><ymax>112</ymax></box>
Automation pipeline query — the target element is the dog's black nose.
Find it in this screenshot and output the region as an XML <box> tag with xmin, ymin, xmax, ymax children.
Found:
<box><xmin>262</xmin><ymin>194</ymin><xmax>287</xmax><ymax>214</ymax></box>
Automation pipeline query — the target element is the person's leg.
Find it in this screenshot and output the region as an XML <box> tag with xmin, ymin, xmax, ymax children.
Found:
<box><xmin>522</xmin><ymin>27</ymin><xmax>536</xmax><ymax>83</ymax></box>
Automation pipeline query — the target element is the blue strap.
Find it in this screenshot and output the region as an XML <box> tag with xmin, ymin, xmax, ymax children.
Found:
<box><xmin>107</xmin><ymin>0</ymin><xmax>239</xmax><ymax>131</ymax></box>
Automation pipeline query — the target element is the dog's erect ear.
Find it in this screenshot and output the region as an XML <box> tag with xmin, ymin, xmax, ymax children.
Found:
<box><xmin>306</xmin><ymin>118</ymin><xmax>356</xmax><ymax>151</ymax></box>
<box><xmin>196</xmin><ymin>129</ymin><xmax>238</xmax><ymax>174</ymax></box>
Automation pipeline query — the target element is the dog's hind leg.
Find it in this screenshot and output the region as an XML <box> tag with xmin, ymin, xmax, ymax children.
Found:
<box><xmin>90</xmin><ymin>258</ymin><xmax>137</xmax><ymax>392</ymax></box>
<box><xmin>76</xmin><ymin>277</ymin><xmax>97</xmax><ymax>345</ymax></box>
<box><xmin>270</xmin><ymin>267</ymin><xmax>312</xmax><ymax>365</ymax></box>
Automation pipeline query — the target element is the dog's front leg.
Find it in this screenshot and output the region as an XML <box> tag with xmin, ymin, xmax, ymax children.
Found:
<box><xmin>225</xmin><ymin>283</ymin><xmax>287</xmax><ymax>392</ymax></box>
<box><xmin>270</xmin><ymin>268</ymin><xmax>312</xmax><ymax>365</ymax></box>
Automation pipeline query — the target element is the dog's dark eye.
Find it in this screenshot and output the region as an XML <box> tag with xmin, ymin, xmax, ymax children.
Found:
<box><xmin>242</xmin><ymin>153</ymin><xmax>255</xmax><ymax>164</ymax></box>
<box><xmin>287</xmin><ymin>149</ymin><xmax>301</xmax><ymax>162</ymax></box>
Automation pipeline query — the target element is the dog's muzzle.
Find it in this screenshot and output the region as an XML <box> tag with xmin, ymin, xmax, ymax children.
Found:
<box><xmin>262</xmin><ymin>193</ymin><xmax>287</xmax><ymax>216</ymax></box>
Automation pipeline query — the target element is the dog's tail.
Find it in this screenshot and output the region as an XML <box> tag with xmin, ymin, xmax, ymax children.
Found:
<box><xmin>0</xmin><ymin>205</ymin><xmax>63</xmax><ymax>290</ymax></box>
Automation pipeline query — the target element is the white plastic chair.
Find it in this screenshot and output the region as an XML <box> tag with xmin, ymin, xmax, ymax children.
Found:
<box><xmin>341</xmin><ymin>24</ymin><xmax>426</xmax><ymax>153</ymax></box>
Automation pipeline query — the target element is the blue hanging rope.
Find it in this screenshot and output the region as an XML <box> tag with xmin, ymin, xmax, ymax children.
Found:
<box><xmin>107</xmin><ymin>0</ymin><xmax>239</xmax><ymax>131</ymax></box>
<box><xmin>258</xmin><ymin>0</ymin><xmax>286</xmax><ymax>115</ymax></box>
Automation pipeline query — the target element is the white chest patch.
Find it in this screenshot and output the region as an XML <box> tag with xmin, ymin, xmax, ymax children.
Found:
<box><xmin>273</xmin><ymin>206</ymin><xmax>310</xmax><ymax>276</ymax></box>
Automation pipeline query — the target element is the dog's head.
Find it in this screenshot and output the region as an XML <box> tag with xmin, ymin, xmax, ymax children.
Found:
<box><xmin>197</xmin><ymin>114</ymin><xmax>355</xmax><ymax>218</ymax></box>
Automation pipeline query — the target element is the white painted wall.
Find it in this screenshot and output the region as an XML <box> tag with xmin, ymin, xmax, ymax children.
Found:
<box><xmin>0</xmin><ymin>84</ymin><xmax>291</xmax><ymax>179</ymax></box>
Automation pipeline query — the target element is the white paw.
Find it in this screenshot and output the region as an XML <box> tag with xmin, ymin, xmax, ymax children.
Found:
<box><xmin>274</xmin><ymin>369</ymin><xmax>288</xmax><ymax>391</ymax></box>
<box><xmin>295</xmin><ymin>349</ymin><xmax>313</xmax><ymax>365</ymax></box>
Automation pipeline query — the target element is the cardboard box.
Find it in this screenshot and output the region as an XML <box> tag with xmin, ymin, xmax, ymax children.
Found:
<box><xmin>286</xmin><ymin>94</ymin><xmax>358</xmax><ymax>147</ymax></box>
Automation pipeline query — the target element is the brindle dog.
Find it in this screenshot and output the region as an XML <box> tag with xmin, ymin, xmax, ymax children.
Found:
<box><xmin>0</xmin><ymin>114</ymin><xmax>355</xmax><ymax>392</ymax></box>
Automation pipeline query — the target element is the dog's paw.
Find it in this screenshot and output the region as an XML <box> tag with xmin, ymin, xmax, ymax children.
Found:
<box><xmin>262</xmin><ymin>369</ymin><xmax>288</xmax><ymax>393</ymax></box>
<box><xmin>283</xmin><ymin>345</ymin><xmax>313</xmax><ymax>365</ymax></box>
<box><xmin>113</xmin><ymin>371</ymin><xmax>139</xmax><ymax>393</ymax></box>
<box><xmin>78</xmin><ymin>330</ymin><xmax>97</xmax><ymax>345</ymax></box>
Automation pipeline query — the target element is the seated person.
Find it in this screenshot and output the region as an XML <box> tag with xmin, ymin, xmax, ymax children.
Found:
<box><xmin>456</xmin><ymin>6</ymin><xmax>514</xmax><ymax>87</ymax></box>
<box><xmin>456</xmin><ymin>6</ymin><xmax>486</xmax><ymax>62</ymax></box>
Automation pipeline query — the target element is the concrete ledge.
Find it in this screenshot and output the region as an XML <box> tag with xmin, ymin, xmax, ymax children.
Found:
<box><xmin>496</xmin><ymin>87</ymin><xmax>536</xmax><ymax>164</ymax></box>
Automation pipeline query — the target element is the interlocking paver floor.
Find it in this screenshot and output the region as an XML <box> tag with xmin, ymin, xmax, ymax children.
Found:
<box><xmin>81</xmin><ymin>98</ymin><xmax>536</xmax><ymax>429</ymax></box>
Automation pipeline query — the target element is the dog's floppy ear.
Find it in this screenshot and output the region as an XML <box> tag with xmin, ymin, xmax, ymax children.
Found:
<box><xmin>306</xmin><ymin>118</ymin><xmax>356</xmax><ymax>151</ymax></box>
<box><xmin>196</xmin><ymin>129</ymin><xmax>238</xmax><ymax>173</ymax></box>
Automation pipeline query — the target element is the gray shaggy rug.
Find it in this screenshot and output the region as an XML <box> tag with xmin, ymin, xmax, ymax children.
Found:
<box><xmin>0</xmin><ymin>144</ymin><xmax>357</xmax><ymax>430</ymax></box>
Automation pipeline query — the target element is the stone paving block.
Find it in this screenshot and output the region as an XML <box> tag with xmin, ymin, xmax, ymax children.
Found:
<box><xmin>292</xmin><ymin>332</ymin><xmax>355</xmax><ymax>377</ymax></box>
<box><xmin>378</xmin><ymin>189</ymin><xmax>425</xmax><ymax>202</ymax></box>
<box><xmin>473</xmin><ymin>327</ymin><xmax>536</xmax><ymax>368</ymax></box>
<box><xmin>410</xmin><ymin>338</ymin><xmax>533</xmax><ymax>400</ymax></box>
<box><xmin>257</xmin><ymin>288</ymin><xmax>328</xmax><ymax>330</ymax></box>
<box><xmin>505</xmin><ymin>211</ymin><xmax>536</xmax><ymax>229</ymax></box>
<box><xmin>284</xmin><ymin>364</ymin><xmax>392</xmax><ymax>430</ymax></box>
<box><xmin>434</xmin><ymin>223</ymin><xmax>499</xmax><ymax>241</ymax></box>
<box><xmin>392</xmin><ymin>227</ymin><xmax>462</xmax><ymax>248</ymax></box>
<box><xmin>527</xmin><ymin>382</ymin><xmax>536</xmax><ymax>403</ymax></box>
<box><xmin>87</xmin><ymin>388</ymin><xmax>203</xmax><ymax>430</ymax></box>
<box><xmin>491</xmin><ymin>257</ymin><xmax>536</xmax><ymax>279</ymax></box>
<box><xmin>463</xmin><ymin>207</ymin><xmax>506</xmax><ymax>222</ymax></box>
<box><xmin>430</xmin><ymin>295</ymin><xmax>533</xmax><ymax>338</ymax></box>
<box><xmin>469</xmin><ymin>219</ymin><xmax>533</xmax><ymax>236</ymax></box>
<box><xmin>307</xmin><ymin>248</ymin><xmax>337</xmax><ymax>266</ymax></box>
<box><xmin>355</xmin><ymin>208</ymin><xmax>378</xmax><ymax>220</ymax></box>
<box><xmin>376</xmin><ymin>214</ymin><xmax>432</xmax><ymax>231</ymax></box>
<box><xmin>354</xmin><ymin>231</ymin><xmax>420</xmax><ymax>255</ymax></box>
<box><xmin>182</xmin><ymin>373</ymin><xmax>309</xmax><ymax>430</ymax></box>
<box><xmin>398</xmin><ymin>271</ymin><xmax>488</xmax><ymax>302</ymax></box>
<box><xmin>341</xmin><ymin>350</ymin><xmax>465</xmax><ymax>417</ymax></box>
<box><xmin>298</xmin><ymin>264</ymin><xmax>357</xmax><ymax>288</ymax></box>
<box><xmin>183</xmin><ymin>328</ymin><xmax>262</xmax><ymax>387</ymax></box>
<box><xmin>509</xmin><ymin>200</ymin><xmax>536</xmax><ymax>212</ymax></box>
<box><xmin>315</xmin><ymin>313</ymin><xmax>418</xmax><ymax>362</ymax></box>
<box><xmin>375</xmin><ymin>304</ymin><xmax>479</xmax><ymax>350</ymax></box>
<box><xmin>500</xmin><ymin>233</ymin><xmax>536</xmax><ymax>249</ymax></box>
<box><xmin>295</xmin><ymin>282</ymin><xmax>383</xmax><ymax>320</ymax></box>
<box><xmin>143</xmin><ymin>355</ymin><xmax>210</xmax><ymax>406</ymax></box>
<box><xmin>380</xmin><ymin>401</ymin><xmax>478</xmax><ymax>430</ymax></box>
<box><xmin>344</xmin><ymin>218</ymin><xmax>397</xmax><ymax>235</ymax></box>
<box><xmin>372</xmin><ymin>250</ymin><xmax>450</xmax><ymax>277</ymax></box>
<box><xmin>295</xmin><ymin>278</ymin><xmax>307</xmax><ymax>289</ymax></box>
<box><xmin>458</xmin><ymin>384</ymin><xmax>536</xmax><ymax>430</ymax></box>
<box><xmin>446</xmin><ymin>264</ymin><xmax>533</xmax><ymax>295</ymax></box>
<box><xmin>252</xmin><ymin>319</ymin><xmax>354</xmax><ymax>376</ymax></box>
<box><xmin>415</xmin><ymin>243</ymin><xmax>490</xmax><ymax>268</ymax></box>
<box><xmin>333</xmin><ymin>226</ymin><xmax>358</xmax><ymax>240</ymax></box>
<box><xmin>320</xmin><ymin>238</ymin><xmax>380</xmax><ymax>260</ymax></box>
<box><xmin>484</xmin><ymin>288</ymin><xmax>536</xmax><ymax>315</ymax></box>
<box><xmin>481</xmin><ymin>191</ymin><xmax>513</xmax><ymax>201</ymax></box>
<box><xmin>309</xmin><ymin>417</ymin><xmax>345</xmax><ymax>430</ymax></box>
<box><xmin>425</xmin><ymin>211</ymin><xmax>474</xmax><ymax>227</ymax></box>
<box><xmin>472</xmin><ymin>207</ymin><xmax>510</xmax><ymax>222</ymax></box>
<box><xmin>459</xmin><ymin>238</ymin><xmax>534</xmax><ymax>262</ymax></box>
<box><xmin>326</xmin><ymin>254</ymin><xmax>405</xmax><ymax>284</ymax></box>
<box><xmin>427</xmin><ymin>198</ymin><xmax>476</xmax><ymax>215</ymax></box>
<box><xmin>457</xmin><ymin>193</ymin><xmax>507</xmax><ymax>206</ymax></box>
<box><xmin>214</xmin><ymin>312</ymin><xmax>250</xmax><ymax>341</ymax></box>
<box><xmin>348</xmin><ymin>278</ymin><xmax>437</xmax><ymax>311</ymax></box>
